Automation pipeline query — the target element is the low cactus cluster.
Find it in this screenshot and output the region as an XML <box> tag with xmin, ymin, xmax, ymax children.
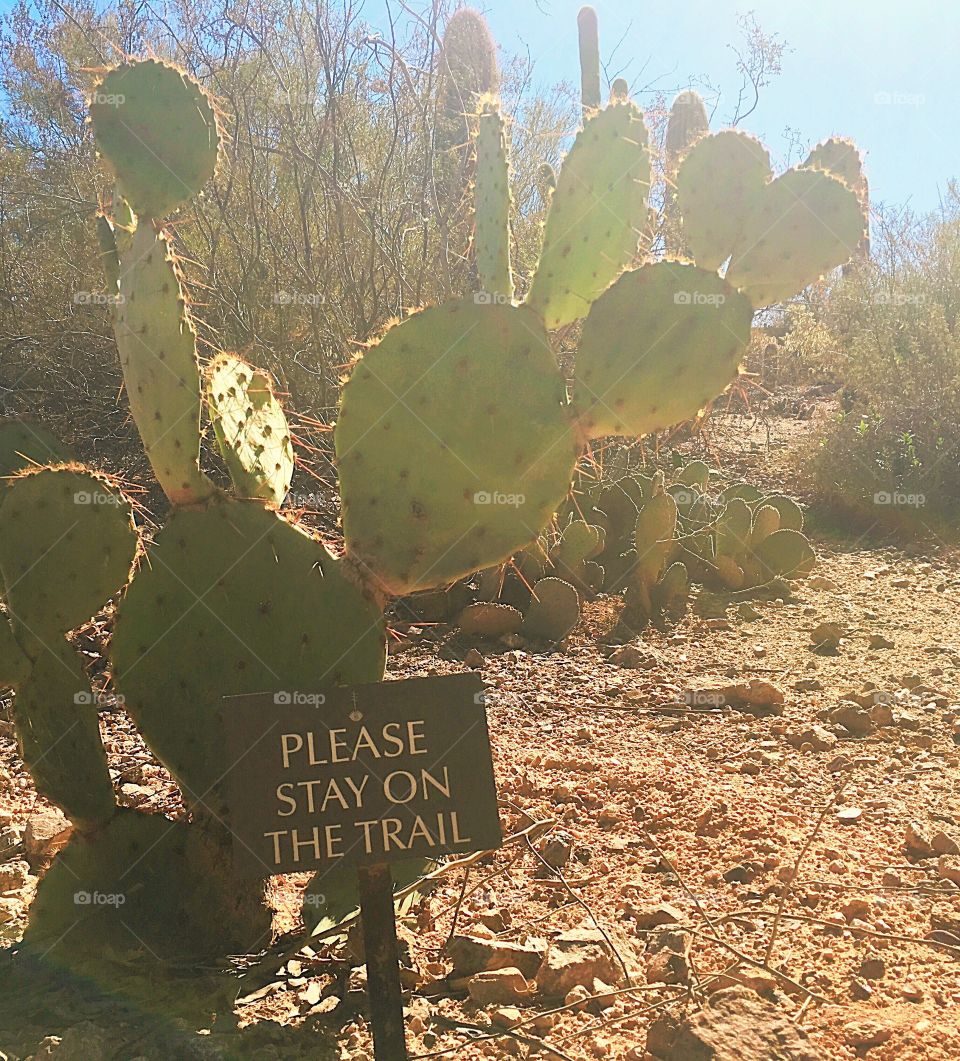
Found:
<box><xmin>0</xmin><ymin>3</ymin><xmax>864</xmax><ymax>970</ymax></box>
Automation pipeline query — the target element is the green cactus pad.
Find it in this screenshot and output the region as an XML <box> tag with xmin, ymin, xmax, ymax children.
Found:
<box><xmin>11</xmin><ymin>637</ymin><xmax>115</xmax><ymax>825</ymax></box>
<box><xmin>0</xmin><ymin>419</ymin><xmax>73</xmax><ymax>480</ymax></box>
<box><xmin>0</xmin><ymin>614</ymin><xmax>30</xmax><ymax>689</ymax></box>
<box><xmin>0</xmin><ymin>467</ymin><xmax>138</xmax><ymax>637</ymax></box>
<box><xmin>25</xmin><ymin>808</ymin><xmax>265</xmax><ymax>960</ymax></box>
<box><xmin>633</xmin><ymin>492</ymin><xmax>677</xmax><ymax>585</ymax></box>
<box><xmin>112</xmin><ymin>497</ymin><xmax>386</xmax><ymax>810</ymax></box>
<box><xmin>114</xmin><ymin>226</ymin><xmax>206</xmax><ymax>492</ymax></box>
<box><xmin>802</xmin><ymin>138</ymin><xmax>864</xmax><ymax>192</ymax></box>
<box><xmin>206</xmin><ymin>353</ymin><xmax>294</xmax><ymax>505</ymax></box>
<box><xmin>554</xmin><ymin>520</ymin><xmax>603</xmax><ymax>566</ymax></box>
<box><xmin>90</xmin><ymin>60</ymin><xmax>220</xmax><ymax>219</ymax></box>
<box><xmin>459</xmin><ymin>601</ymin><xmax>523</xmax><ymax>639</ymax></box>
<box><xmin>720</xmin><ymin>482</ymin><xmax>763</xmax><ymax>504</ymax></box>
<box><xmin>521</xmin><ymin>577</ymin><xmax>580</xmax><ymax>641</ymax></box>
<box><xmin>439</xmin><ymin>8</ymin><xmax>500</xmax><ymax>149</ymax></box>
<box><xmin>572</xmin><ymin>262</ymin><xmax>753</xmax><ymax>439</ymax></box>
<box><xmin>336</xmin><ymin>300</ymin><xmax>578</xmax><ymax>595</ymax></box>
<box><xmin>715</xmin><ymin>497</ymin><xmax>752</xmax><ymax>559</ymax></box>
<box><xmin>725</xmin><ymin>168</ymin><xmax>866</xmax><ymax>306</ymax></box>
<box><xmin>656</xmin><ymin>560</ymin><xmax>689</xmax><ymax>616</ymax></box>
<box><xmin>676</xmin><ymin>459</ymin><xmax>710</xmax><ymax>490</ymax></box>
<box><xmin>676</xmin><ymin>131</ymin><xmax>771</xmax><ymax>272</ymax></box>
<box><xmin>754</xmin><ymin>528</ymin><xmax>816</xmax><ymax>580</ymax></box>
<box><xmin>760</xmin><ymin>493</ymin><xmax>804</xmax><ymax>531</ymax></box>
<box><xmin>474</xmin><ymin>100</ymin><xmax>513</xmax><ymax>301</ymax></box>
<box><xmin>750</xmin><ymin>504</ymin><xmax>781</xmax><ymax>546</ymax></box>
<box><xmin>713</xmin><ymin>554</ymin><xmax>744</xmax><ymax>589</ymax></box>
<box><xmin>115</xmin><ymin>224</ymin><xmax>214</xmax><ymax>505</ymax></box>
<box><xmin>526</xmin><ymin>101</ymin><xmax>650</xmax><ymax>329</ymax></box>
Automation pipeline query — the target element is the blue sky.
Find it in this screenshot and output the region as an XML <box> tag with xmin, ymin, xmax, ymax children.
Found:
<box><xmin>482</xmin><ymin>0</ymin><xmax>958</xmax><ymax>215</ymax></box>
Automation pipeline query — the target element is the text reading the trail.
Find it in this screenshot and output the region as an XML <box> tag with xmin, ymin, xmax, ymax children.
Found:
<box><xmin>222</xmin><ymin>673</ymin><xmax>502</xmax><ymax>876</ymax></box>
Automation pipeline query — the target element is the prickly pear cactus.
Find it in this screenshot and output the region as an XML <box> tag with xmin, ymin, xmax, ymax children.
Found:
<box><xmin>4</xmin><ymin>5</ymin><xmax>862</xmax><ymax>974</ymax></box>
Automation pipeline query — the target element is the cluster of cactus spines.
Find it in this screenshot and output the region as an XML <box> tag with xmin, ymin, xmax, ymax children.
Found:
<box><xmin>677</xmin><ymin>129</ymin><xmax>867</xmax><ymax>306</ymax></box>
<box><xmin>663</xmin><ymin>90</ymin><xmax>709</xmax><ymax>256</ymax></box>
<box><xmin>473</xmin><ymin>99</ymin><xmax>514</xmax><ymax>300</ymax></box>
<box><xmin>577</xmin><ymin>6</ymin><xmax>601</xmax><ymax>114</ymax></box>
<box><xmin>4</xmin><ymin>4</ymin><xmax>865</xmax><ymax>963</ymax></box>
<box><xmin>0</xmin><ymin>465</ymin><xmax>138</xmax><ymax>826</ymax></box>
<box><xmin>206</xmin><ymin>352</ymin><xmax>294</xmax><ymax>504</ymax></box>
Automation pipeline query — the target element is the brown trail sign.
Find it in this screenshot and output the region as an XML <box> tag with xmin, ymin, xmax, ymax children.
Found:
<box><xmin>221</xmin><ymin>672</ymin><xmax>502</xmax><ymax>1060</ymax></box>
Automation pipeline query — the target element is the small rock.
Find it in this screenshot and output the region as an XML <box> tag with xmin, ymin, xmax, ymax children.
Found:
<box><xmin>868</xmin><ymin>634</ymin><xmax>895</xmax><ymax>649</ymax></box>
<box><xmin>843</xmin><ymin>1019</ymin><xmax>893</xmax><ymax>1047</ymax></box>
<box><xmin>901</xmin><ymin>982</ymin><xmax>923</xmax><ymax>1002</ymax></box>
<box><xmin>0</xmin><ymin>897</ymin><xmax>20</xmax><ymax>923</ymax></box>
<box><xmin>793</xmin><ymin>678</ymin><xmax>823</xmax><ymax>692</ymax></box>
<box><xmin>23</xmin><ymin>807</ymin><xmax>72</xmax><ymax>868</ymax></box>
<box><xmin>535</xmin><ymin>944</ymin><xmax>619</xmax><ymax>997</ymax></box>
<box><xmin>541</xmin><ymin>833</ymin><xmax>573</xmax><ymax>869</ymax></box>
<box><xmin>828</xmin><ymin>702</ymin><xmax>874</xmax><ymax>737</ymax></box>
<box><xmin>849</xmin><ymin>977</ymin><xmax>872</xmax><ymax>1000</ymax></box>
<box><xmin>737</xmin><ymin>603</ymin><xmax>762</xmax><ymax>621</ymax></box>
<box><xmin>464</xmin><ymin>648</ymin><xmax>485</xmax><ymax>669</ymax></box>
<box><xmin>634</xmin><ymin>902</ymin><xmax>685</xmax><ymax>930</ymax></box>
<box><xmin>937</xmin><ymin>855</ymin><xmax>960</xmax><ymax>886</ymax></box>
<box><xmin>0</xmin><ymin>858</ymin><xmax>31</xmax><ymax>891</ymax></box>
<box><xmin>808</xmin><ymin>575</ymin><xmax>840</xmax><ymax>591</ymax></box>
<box><xmin>490</xmin><ymin>1006</ymin><xmax>523</xmax><ymax>1029</ymax></box>
<box><xmin>467</xmin><ymin>967</ymin><xmax>534</xmax><ymax>1005</ymax></box>
<box><xmin>646</xmin><ymin>948</ymin><xmax>689</xmax><ymax>985</ymax></box>
<box><xmin>860</xmin><ymin>956</ymin><xmax>885</xmax><ymax>979</ymax></box>
<box><xmin>837</xmin><ymin>807</ymin><xmax>862</xmax><ymax>824</ymax></box>
<box><xmin>931</xmin><ymin>830</ymin><xmax>960</xmax><ymax>856</ymax></box>
<box><xmin>786</xmin><ymin>726</ymin><xmax>836</xmax><ymax>752</ymax></box>
<box><xmin>827</xmin><ymin>754</ymin><xmax>852</xmax><ymax>773</ymax></box>
<box><xmin>904</xmin><ymin>822</ymin><xmax>935</xmax><ymax>858</ymax></box>
<box><xmin>610</xmin><ymin>645</ymin><xmax>659</xmax><ymax>670</ymax></box>
<box><xmin>809</xmin><ymin>622</ymin><xmax>845</xmax><ymax>651</ymax></box>
<box><xmin>446</xmin><ymin>935</ymin><xmax>546</xmax><ymax>979</ymax></box>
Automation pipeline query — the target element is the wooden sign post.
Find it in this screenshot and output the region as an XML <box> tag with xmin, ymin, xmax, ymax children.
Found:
<box><xmin>221</xmin><ymin>673</ymin><xmax>502</xmax><ymax>1060</ymax></box>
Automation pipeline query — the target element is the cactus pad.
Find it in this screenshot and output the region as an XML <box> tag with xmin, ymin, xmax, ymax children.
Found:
<box><xmin>0</xmin><ymin>466</ymin><xmax>138</xmax><ymax>637</ymax></box>
<box><xmin>522</xmin><ymin>577</ymin><xmax>580</xmax><ymax>641</ymax></box>
<box><xmin>115</xmin><ymin>225</ymin><xmax>214</xmax><ymax>505</ymax></box>
<box><xmin>25</xmin><ymin>808</ymin><xmax>265</xmax><ymax>960</ymax></box>
<box><xmin>112</xmin><ymin>497</ymin><xmax>386</xmax><ymax>809</ymax></box>
<box><xmin>90</xmin><ymin>60</ymin><xmax>220</xmax><ymax>219</ymax></box>
<box><xmin>0</xmin><ymin>419</ymin><xmax>73</xmax><ymax>480</ymax></box>
<box><xmin>206</xmin><ymin>353</ymin><xmax>294</xmax><ymax>505</ymax></box>
<box><xmin>678</xmin><ymin>131</ymin><xmax>866</xmax><ymax>305</ymax></box>
<box><xmin>0</xmin><ymin>614</ymin><xmax>30</xmax><ymax>688</ymax></box>
<box><xmin>577</xmin><ymin>6</ymin><xmax>601</xmax><ymax>112</ymax></box>
<box><xmin>750</xmin><ymin>504</ymin><xmax>781</xmax><ymax>546</ymax></box>
<box><xmin>459</xmin><ymin>601</ymin><xmax>523</xmax><ymax>638</ymax></box>
<box><xmin>526</xmin><ymin>101</ymin><xmax>650</xmax><ymax>329</ymax></box>
<box><xmin>676</xmin><ymin>131</ymin><xmax>771</xmax><ymax>271</ymax></box>
<box><xmin>803</xmin><ymin>138</ymin><xmax>864</xmax><ymax>193</ymax></box>
<box><xmin>762</xmin><ymin>493</ymin><xmax>804</xmax><ymax>531</ymax></box>
<box><xmin>11</xmin><ymin>637</ymin><xmax>115</xmax><ymax>826</ymax></box>
<box><xmin>473</xmin><ymin>100</ymin><xmax>513</xmax><ymax>301</ymax></box>
<box><xmin>754</xmin><ymin>528</ymin><xmax>816</xmax><ymax>580</ymax></box>
<box><xmin>725</xmin><ymin>169</ymin><xmax>866</xmax><ymax>306</ymax></box>
<box><xmin>336</xmin><ymin>300</ymin><xmax>578</xmax><ymax>595</ymax></box>
<box><xmin>572</xmin><ymin>262</ymin><xmax>753</xmax><ymax>439</ymax></box>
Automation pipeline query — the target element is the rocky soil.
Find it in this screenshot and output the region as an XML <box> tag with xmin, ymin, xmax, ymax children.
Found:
<box><xmin>2</xmin><ymin>394</ymin><xmax>959</xmax><ymax>1060</ymax></box>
